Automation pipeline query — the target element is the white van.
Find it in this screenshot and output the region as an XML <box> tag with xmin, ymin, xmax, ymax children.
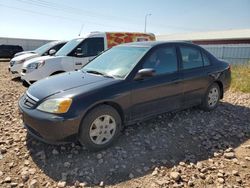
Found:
<box><xmin>21</xmin><ymin>32</ymin><xmax>155</xmax><ymax>85</ymax></box>
<box><xmin>9</xmin><ymin>40</ymin><xmax>67</xmax><ymax>75</ymax></box>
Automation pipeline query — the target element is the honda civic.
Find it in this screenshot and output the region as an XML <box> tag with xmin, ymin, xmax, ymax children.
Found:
<box><xmin>19</xmin><ymin>41</ymin><xmax>231</xmax><ymax>150</ymax></box>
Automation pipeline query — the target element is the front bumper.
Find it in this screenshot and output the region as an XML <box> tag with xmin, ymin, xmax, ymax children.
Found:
<box><xmin>19</xmin><ymin>96</ymin><xmax>81</xmax><ymax>144</ymax></box>
<box><xmin>9</xmin><ymin>63</ymin><xmax>22</xmax><ymax>75</ymax></box>
<box><xmin>21</xmin><ymin>68</ymin><xmax>43</xmax><ymax>85</ymax></box>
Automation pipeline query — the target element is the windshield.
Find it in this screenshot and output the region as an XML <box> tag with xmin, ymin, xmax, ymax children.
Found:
<box><xmin>82</xmin><ymin>46</ymin><xmax>149</xmax><ymax>79</ymax></box>
<box><xmin>55</xmin><ymin>38</ymin><xmax>84</xmax><ymax>56</ymax></box>
<box><xmin>34</xmin><ymin>42</ymin><xmax>57</xmax><ymax>55</ymax></box>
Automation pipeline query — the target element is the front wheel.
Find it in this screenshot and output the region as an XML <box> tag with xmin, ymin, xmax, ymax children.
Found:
<box><xmin>201</xmin><ymin>83</ymin><xmax>221</xmax><ymax>111</ymax></box>
<box><xmin>78</xmin><ymin>105</ymin><xmax>121</xmax><ymax>151</ymax></box>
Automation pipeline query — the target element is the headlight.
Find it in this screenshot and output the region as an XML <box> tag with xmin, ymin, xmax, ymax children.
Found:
<box><xmin>27</xmin><ymin>60</ymin><xmax>45</xmax><ymax>70</ymax></box>
<box><xmin>37</xmin><ymin>98</ymin><xmax>72</xmax><ymax>114</ymax></box>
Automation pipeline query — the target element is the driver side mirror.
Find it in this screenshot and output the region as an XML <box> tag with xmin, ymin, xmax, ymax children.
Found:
<box><xmin>75</xmin><ymin>48</ymin><xmax>83</xmax><ymax>57</ymax></box>
<box><xmin>134</xmin><ymin>68</ymin><xmax>155</xmax><ymax>80</ymax></box>
<box><xmin>48</xmin><ymin>49</ymin><xmax>56</xmax><ymax>55</ymax></box>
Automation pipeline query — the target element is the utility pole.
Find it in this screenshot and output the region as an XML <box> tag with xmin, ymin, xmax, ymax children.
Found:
<box><xmin>144</xmin><ymin>13</ymin><xmax>151</xmax><ymax>33</ymax></box>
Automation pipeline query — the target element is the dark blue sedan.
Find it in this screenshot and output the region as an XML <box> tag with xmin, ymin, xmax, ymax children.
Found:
<box><xmin>19</xmin><ymin>41</ymin><xmax>231</xmax><ymax>150</ymax></box>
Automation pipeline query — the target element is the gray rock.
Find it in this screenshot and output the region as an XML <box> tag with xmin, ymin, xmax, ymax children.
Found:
<box><xmin>236</xmin><ymin>177</ymin><xmax>242</xmax><ymax>184</ymax></box>
<box><xmin>187</xmin><ymin>180</ymin><xmax>194</xmax><ymax>187</ymax></box>
<box><xmin>199</xmin><ymin>173</ymin><xmax>206</xmax><ymax>179</ymax></box>
<box><xmin>129</xmin><ymin>173</ymin><xmax>134</xmax><ymax>179</ymax></box>
<box><xmin>28</xmin><ymin>179</ymin><xmax>39</xmax><ymax>188</ymax></box>
<box><xmin>63</xmin><ymin>162</ymin><xmax>71</xmax><ymax>168</ymax></box>
<box><xmin>57</xmin><ymin>181</ymin><xmax>66</xmax><ymax>188</ymax></box>
<box><xmin>232</xmin><ymin>170</ymin><xmax>239</xmax><ymax>176</ymax></box>
<box><xmin>0</xmin><ymin>147</ymin><xmax>7</xmax><ymax>154</ymax></box>
<box><xmin>170</xmin><ymin>172</ymin><xmax>181</xmax><ymax>181</ymax></box>
<box><xmin>21</xmin><ymin>171</ymin><xmax>29</xmax><ymax>182</ymax></box>
<box><xmin>245</xmin><ymin>156</ymin><xmax>250</xmax><ymax>161</ymax></box>
<box><xmin>52</xmin><ymin>149</ymin><xmax>59</xmax><ymax>155</ymax></box>
<box><xmin>99</xmin><ymin>181</ymin><xmax>104</xmax><ymax>187</ymax></box>
<box><xmin>223</xmin><ymin>152</ymin><xmax>235</xmax><ymax>159</ymax></box>
<box><xmin>97</xmin><ymin>153</ymin><xmax>102</xmax><ymax>159</ymax></box>
<box><xmin>98</xmin><ymin>159</ymin><xmax>104</xmax><ymax>164</ymax></box>
<box><xmin>217</xmin><ymin>177</ymin><xmax>224</xmax><ymax>184</ymax></box>
<box><xmin>10</xmin><ymin>182</ymin><xmax>18</xmax><ymax>187</ymax></box>
<box><xmin>5</xmin><ymin>176</ymin><xmax>11</xmax><ymax>183</ymax></box>
<box><xmin>61</xmin><ymin>172</ymin><xmax>68</xmax><ymax>181</ymax></box>
<box><xmin>205</xmin><ymin>175</ymin><xmax>213</xmax><ymax>184</ymax></box>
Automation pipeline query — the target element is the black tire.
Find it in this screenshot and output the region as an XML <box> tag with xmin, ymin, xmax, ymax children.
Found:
<box><xmin>78</xmin><ymin>105</ymin><xmax>121</xmax><ymax>151</ymax></box>
<box><xmin>201</xmin><ymin>83</ymin><xmax>221</xmax><ymax>111</ymax></box>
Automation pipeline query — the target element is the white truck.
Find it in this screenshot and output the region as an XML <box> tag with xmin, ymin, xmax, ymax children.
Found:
<box><xmin>9</xmin><ymin>40</ymin><xmax>66</xmax><ymax>76</ymax></box>
<box><xmin>21</xmin><ymin>32</ymin><xmax>155</xmax><ymax>85</ymax></box>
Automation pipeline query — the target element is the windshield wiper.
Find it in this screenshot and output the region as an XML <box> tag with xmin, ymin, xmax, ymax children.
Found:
<box><xmin>86</xmin><ymin>70</ymin><xmax>114</xmax><ymax>78</ymax></box>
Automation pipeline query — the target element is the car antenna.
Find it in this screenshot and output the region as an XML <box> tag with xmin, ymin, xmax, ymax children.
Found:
<box><xmin>78</xmin><ymin>24</ymin><xmax>84</xmax><ymax>37</ymax></box>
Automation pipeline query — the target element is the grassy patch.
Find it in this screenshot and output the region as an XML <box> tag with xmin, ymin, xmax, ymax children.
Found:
<box><xmin>230</xmin><ymin>62</ymin><xmax>250</xmax><ymax>93</ymax></box>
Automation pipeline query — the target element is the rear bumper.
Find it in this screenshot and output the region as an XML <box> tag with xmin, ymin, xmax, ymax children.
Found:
<box><xmin>19</xmin><ymin>97</ymin><xmax>81</xmax><ymax>144</ymax></box>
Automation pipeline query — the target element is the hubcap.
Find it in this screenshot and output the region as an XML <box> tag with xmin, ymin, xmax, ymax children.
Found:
<box><xmin>207</xmin><ymin>87</ymin><xmax>219</xmax><ymax>107</ymax></box>
<box><xmin>89</xmin><ymin>115</ymin><xmax>116</xmax><ymax>145</ymax></box>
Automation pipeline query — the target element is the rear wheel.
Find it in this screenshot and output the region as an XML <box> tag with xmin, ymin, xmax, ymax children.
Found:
<box><xmin>201</xmin><ymin>83</ymin><xmax>220</xmax><ymax>111</ymax></box>
<box><xmin>78</xmin><ymin>105</ymin><xmax>121</xmax><ymax>151</ymax></box>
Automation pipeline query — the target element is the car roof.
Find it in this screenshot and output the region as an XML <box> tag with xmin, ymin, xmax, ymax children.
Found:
<box><xmin>119</xmin><ymin>40</ymin><xmax>194</xmax><ymax>48</ymax></box>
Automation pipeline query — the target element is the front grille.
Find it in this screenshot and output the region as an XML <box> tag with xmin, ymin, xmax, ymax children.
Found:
<box><xmin>22</xmin><ymin>92</ymin><xmax>38</xmax><ymax>109</ymax></box>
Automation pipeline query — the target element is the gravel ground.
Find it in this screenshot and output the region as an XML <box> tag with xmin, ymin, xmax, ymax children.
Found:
<box><xmin>0</xmin><ymin>61</ymin><xmax>250</xmax><ymax>188</ymax></box>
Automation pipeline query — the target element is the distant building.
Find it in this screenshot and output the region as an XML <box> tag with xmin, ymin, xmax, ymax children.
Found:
<box><xmin>157</xmin><ymin>29</ymin><xmax>250</xmax><ymax>64</ymax></box>
<box><xmin>0</xmin><ymin>37</ymin><xmax>53</xmax><ymax>51</ymax></box>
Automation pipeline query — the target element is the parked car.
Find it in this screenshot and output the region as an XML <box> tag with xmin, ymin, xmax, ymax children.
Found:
<box><xmin>0</xmin><ymin>44</ymin><xmax>23</xmax><ymax>58</ymax></box>
<box><xmin>20</xmin><ymin>32</ymin><xmax>155</xmax><ymax>85</ymax></box>
<box><xmin>9</xmin><ymin>41</ymin><xmax>67</xmax><ymax>75</ymax></box>
<box><xmin>18</xmin><ymin>41</ymin><xmax>231</xmax><ymax>150</ymax></box>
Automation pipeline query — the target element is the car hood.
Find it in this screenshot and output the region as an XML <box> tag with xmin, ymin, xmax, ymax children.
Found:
<box><xmin>27</xmin><ymin>70</ymin><xmax>117</xmax><ymax>100</ymax></box>
<box><xmin>11</xmin><ymin>53</ymin><xmax>39</xmax><ymax>62</ymax></box>
<box><xmin>23</xmin><ymin>55</ymin><xmax>57</xmax><ymax>67</ymax></box>
<box><xmin>14</xmin><ymin>51</ymin><xmax>34</xmax><ymax>57</ymax></box>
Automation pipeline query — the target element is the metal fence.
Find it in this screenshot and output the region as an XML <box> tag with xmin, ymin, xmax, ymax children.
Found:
<box><xmin>201</xmin><ymin>44</ymin><xmax>250</xmax><ymax>64</ymax></box>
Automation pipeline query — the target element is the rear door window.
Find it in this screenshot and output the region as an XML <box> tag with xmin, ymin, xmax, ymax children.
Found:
<box><xmin>180</xmin><ymin>46</ymin><xmax>203</xmax><ymax>69</ymax></box>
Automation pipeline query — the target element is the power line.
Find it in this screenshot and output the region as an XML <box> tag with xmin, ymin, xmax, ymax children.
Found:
<box><xmin>15</xmin><ymin>0</ymin><xmax>142</xmax><ymax>26</ymax></box>
<box><xmin>0</xmin><ymin>3</ymin><xmax>131</xmax><ymax>30</ymax></box>
<box><xmin>14</xmin><ymin>0</ymin><xmax>201</xmax><ymax>31</ymax></box>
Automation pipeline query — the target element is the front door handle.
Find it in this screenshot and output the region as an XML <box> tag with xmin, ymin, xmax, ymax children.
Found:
<box><xmin>75</xmin><ymin>62</ymin><xmax>82</xmax><ymax>65</ymax></box>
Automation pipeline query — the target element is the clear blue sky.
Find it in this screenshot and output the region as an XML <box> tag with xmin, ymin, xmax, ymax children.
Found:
<box><xmin>0</xmin><ymin>0</ymin><xmax>249</xmax><ymax>40</ymax></box>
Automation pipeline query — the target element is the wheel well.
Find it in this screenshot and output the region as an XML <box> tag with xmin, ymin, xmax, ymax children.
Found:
<box><xmin>102</xmin><ymin>102</ymin><xmax>125</xmax><ymax>123</ymax></box>
<box><xmin>50</xmin><ymin>71</ymin><xmax>65</xmax><ymax>76</ymax></box>
<box><xmin>214</xmin><ymin>81</ymin><xmax>223</xmax><ymax>99</ymax></box>
<box><xmin>80</xmin><ymin>102</ymin><xmax>125</xmax><ymax>127</ymax></box>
